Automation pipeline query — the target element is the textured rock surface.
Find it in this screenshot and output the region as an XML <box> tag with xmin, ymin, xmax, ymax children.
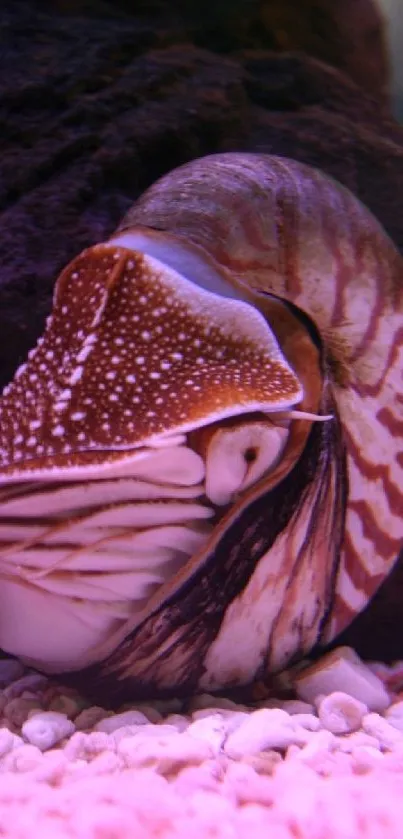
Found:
<box><xmin>0</xmin><ymin>0</ymin><xmax>402</xmax><ymax>665</ymax></box>
<box><xmin>40</xmin><ymin>0</ymin><xmax>391</xmax><ymax>104</ymax></box>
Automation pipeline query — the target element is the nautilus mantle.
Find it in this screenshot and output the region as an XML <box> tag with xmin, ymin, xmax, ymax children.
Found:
<box><xmin>0</xmin><ymin>153</ymin><xmax>401</xmax><ymax>703</ymax></box>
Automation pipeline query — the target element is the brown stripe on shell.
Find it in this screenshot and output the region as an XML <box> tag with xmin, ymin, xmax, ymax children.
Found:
<box><xmin>377</xmin><ymin>407</ymin><xmax>403</xmax><ymax>436</ymax></box>
<box><xmin>353</xmin><ymin>325</ymin><xmax>403</xmax><ymax>399</ymax></box>
<box><xmin>342</xmin><ymin>526</ymin><xmax>396</xmax><ymax>590</ymax></box>
<box><xmin>119</xmin><ymin>152</ymin><xmax>403</xmax><ymax>645</ymax></box>
<box><xmin>344</xmin><ymin>432</ymin><xmax>402</xmax><ymax>517</ymax></box>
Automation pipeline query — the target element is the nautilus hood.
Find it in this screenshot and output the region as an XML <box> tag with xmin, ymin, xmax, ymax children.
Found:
<box><xmin>0</xmin><ymin>244</ymin><xmax>302</xmax><ymax>483</ymax></box>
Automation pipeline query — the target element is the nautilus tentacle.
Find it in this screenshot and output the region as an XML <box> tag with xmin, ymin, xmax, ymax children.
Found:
<box><xmin>0</xmin><ymin>152</ymin><xmax>401</xmax><ymax>702</ymax></box>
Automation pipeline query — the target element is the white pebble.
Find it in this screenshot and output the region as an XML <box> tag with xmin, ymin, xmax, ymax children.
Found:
<box><xmin>288</xmin><ymin>725</ymin><xmax>316</xmax><ymax>747</ymax></box>
<box><xmin>362</xmin><ymin>712</ymin><xmax>403</xmax><ymax>750</ymax></box>
<box><xmin>29</xmin><ymin>749</ymin><xmax>68</xmax><ymax>784</ymax></box>
<box><xmin>223</xmin><ymin>761</ymin><xmax>273</xmax><ymax>806</ymax></box>
<box><xmin>63</xmin><ymin>758</ymin><xmax>91</xmax><ymax>779</ymax></box>
<box><xmin>290</xmin><ymin>713</ymin><xmax>321</xmax><ymax>732</ymax></box>
<box><xmin>174</xmin><ymin>760</ymin><xmax>224</xmax><ymax>796</ymax></box>
<box><xmin>240</xmin><ymin>749</ymin><xmax>283</xmax><ymax>775</ymax></box>
<box><xmin>252</xmin><ymin>698</ymin><xmax>284</xmax><ymax>710</ymax></box>
<box><xmin>337</xmin><ymin>731</ymin><xmax>380</xmax><ymax>754</ymax></box>
<box><xmin>382</xmin><ymin>748</ymin><xmax>403</xmax><ymax>773</ymax></box>
<box><xmin>285</xmin><ymin>744</ymin><xmax>301</xmax><ymax>760</ymax></box>
<box><xmin>74</xmin><ymin>706</ymin><xmax>110</xmax><ymax>730</ymax></box>
<box><xmin>63</xmin><ymin>729</ymin><xmax>114</xmax><ymax>761</ymax></box>
<box><xmin>118</xmin><ymin>731</ymin><xmax>213</xmax><ymax>773</ymax></box>
<box><xmin>2</xmin><ymin>744</ymin><xmax>43</xmax><ymax>773</ymax></box>
<box><xmin>184</xmin><ymin>788</ymin><xmax>234</xmax><ymax>822</ymax></box>
<box><xmin>189</xmin><ymin>694</ymin><xmax>243</xmax><ymax>712</ymax></box>
<box><xmin>192</xmin><ymin>708</ymin><xmax>248</xmax><ymax>730</ymax></box>
<box><xmin>84</xmin><ymin>750</ymin><xmax>122</xmax><ymax>776</ymax></box>
<box><xmin>164</xmin><ymin>714</ymin><xmax>189</xmax><ymax>732</ymax></box>
<box><xmin>63</xmin><ymin>731</ymin><xmax>88</xmax><ymax>761</ymax></box>
<box><xmin>295</xmin><ymin>647</ymin><xmax>390</xmax><ymax>712</ymax></box>
<box><xmin>140</xmin><ymin>723</ymin><xmax>179</xmax><ymax>737</ymax></box>
<box><xmin>95</xmin><ymin>709</ymin><xmax>149</xmax><ymax>733</ymax></box>
<box><xmin>81</xmin><ymin>730</ymin><xmax>113</xmax><ymax>757</ymax></box>
<box><xmin>22</xmin><ymin>711</ymin><xmax>75</xmax><ymax>751</ymax></box>
<box><xmin>351</xmin><ymin>745</ymin><xmax>384</xmax><ymax>772</ymax></box>
<box><xmin>111</xmin><ymin>723</ymin><xmax>179</xmax><ymax>746</ymax></box>
<box><xmin>224</xmin><ymin>708</ymin><xmax>296</xmax><ymax>758</ymax></box>
<box><xmin>291</xmin><ymin>729</ymin><xmax>338</xmax><ymax>764</ymax></box>
<box><xmin>186</xmin><ymin>715</ymin><xmax>228</xmax><ymax>753</ymax></box>
<box><xmin>317</xmin><ymin>691</ymin><xmax>367</xmax><ymax>734</ymax></box>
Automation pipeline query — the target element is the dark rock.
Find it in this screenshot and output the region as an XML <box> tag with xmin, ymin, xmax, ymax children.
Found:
<box><xmin>38</xmin><ymin>0</ymin><xmax>390</xmax><ymax>104</ymax></box>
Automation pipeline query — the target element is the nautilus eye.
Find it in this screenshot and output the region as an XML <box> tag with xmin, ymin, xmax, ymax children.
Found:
<box><xmin>192</xmin><ymin>417</ymin><xmax>290</xmax><ymax>507</ymax></box>
<box><xmin>0</xmin><ymin>150</ymin><xmax>401</xmax><ymax>703</ymax></box>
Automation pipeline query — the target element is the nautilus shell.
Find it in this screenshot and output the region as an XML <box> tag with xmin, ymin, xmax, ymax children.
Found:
<box><xmin>0</xmin><ymin>153</ymin><xmax>401</xmax><ymax>703</ymax></box>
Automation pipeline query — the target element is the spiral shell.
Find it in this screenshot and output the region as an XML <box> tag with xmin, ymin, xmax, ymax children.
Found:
<box><xmin>0</xmin><ymin>153</ymin><xmax>401</xmax><ymax>702</ymax></box>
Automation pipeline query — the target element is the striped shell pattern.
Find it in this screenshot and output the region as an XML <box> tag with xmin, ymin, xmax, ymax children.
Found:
<box><xmin>0</xmin><ymin>153</ymin><xmax>401</xmax><ymax>703</ymax></box>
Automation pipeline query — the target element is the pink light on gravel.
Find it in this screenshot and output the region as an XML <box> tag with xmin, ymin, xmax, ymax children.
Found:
<box><xmin>0</xmin><ymin>761</ymin><xmax>401</xmax><ymax>839</ymax></box>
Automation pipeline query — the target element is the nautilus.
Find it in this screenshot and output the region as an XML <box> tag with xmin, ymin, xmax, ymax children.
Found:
<box><xmin>0</xmin><ymin>153</ymin><xmax>401</xmax><ymax>703</ymax></box>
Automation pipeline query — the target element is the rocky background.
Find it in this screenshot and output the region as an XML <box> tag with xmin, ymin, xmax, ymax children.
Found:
<box><xmin>378</xmin><ymin>0</ymin><xmax>403</xmax><ymax>120</ymax></box>
<box><xmin>0</xmin><ymin>0</ymin><xmax>402</xmax><ymax>665</ymax></box>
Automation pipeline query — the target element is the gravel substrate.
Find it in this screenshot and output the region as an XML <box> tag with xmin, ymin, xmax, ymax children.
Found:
<box><xmin>0</xmin><ymin>648</ymin><xmax>403</xmax><ymax>837</ymax></box>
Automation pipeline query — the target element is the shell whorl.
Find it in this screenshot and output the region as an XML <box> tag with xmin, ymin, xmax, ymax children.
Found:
<box><xmin>116</xmin><ymin>153</ymin><xmax>403</xmax><ymax>643</ymax></box>
<box><xmin>0</xmin><ymin>152</ymin><xmax>401</xmax><ymax>700</ymax></box>
<box><xmin>118</xmin><ymin>153</ymin><xmax>402</xmax><ymax>366</ymax></box>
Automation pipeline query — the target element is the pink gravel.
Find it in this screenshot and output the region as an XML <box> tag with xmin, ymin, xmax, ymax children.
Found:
<box><xmin>0</xmin><ymin>760</ymin><xmax>402</xmax><ymax>838</ymax></box>
<box><xmin>1</xmin><ymin>651</ymin><xmax>403</xmax><ymax>838</ymax></box>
